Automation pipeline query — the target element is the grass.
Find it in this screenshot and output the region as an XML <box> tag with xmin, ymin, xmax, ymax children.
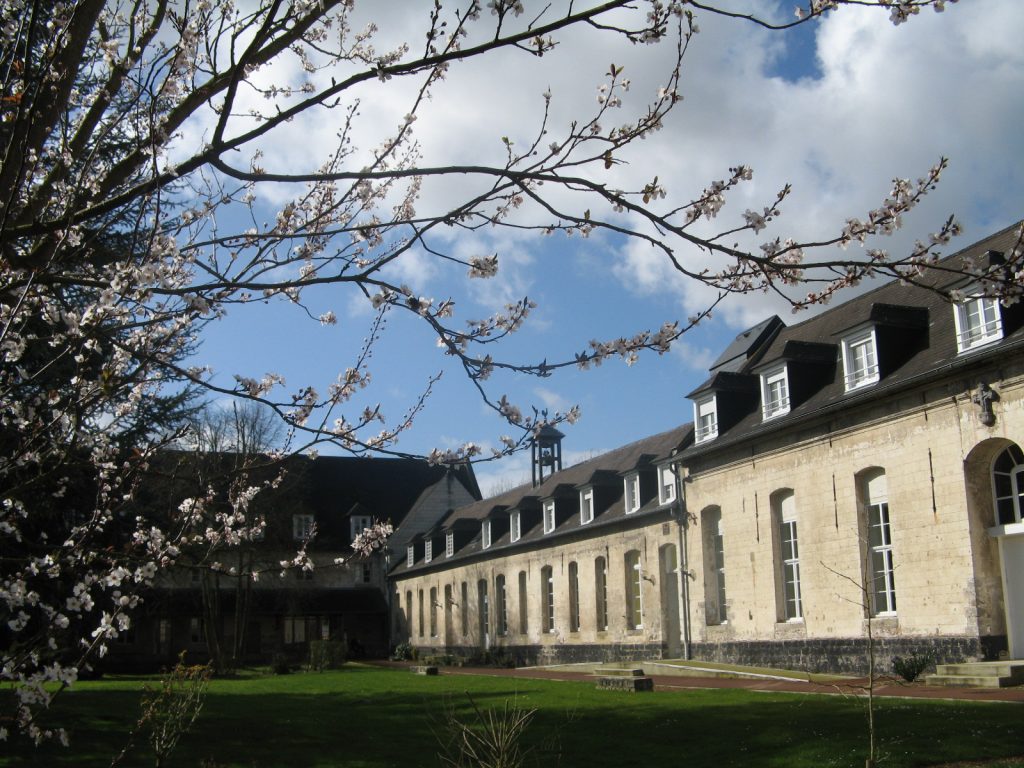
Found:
<box><xmin>2</xmin><ymin>664</ymin><xmax>1022</xmax><ymax>768</ymax></box>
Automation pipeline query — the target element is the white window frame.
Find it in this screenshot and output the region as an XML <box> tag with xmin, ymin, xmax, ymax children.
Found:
<box><xmin>424</xmin><ymin>539</ymin><xmax>433</xmax><ymax>563</ymax></box>
<box><xmin>954</xmin><ymin>294</ymin><xmax>1003</xmax><ymax>353</ymax></box>
<box><xmin>760</xmin><ymin>363</ymin><xmax>791</xmax><ymax>420</ymax></box>
<box><xmin>774</xmin><ymin>491</ymin><xmax>802</xmax><ymax>622</ymax></box>
<box><xmin>350</xmin><ymin>514</ymin><xmax>372</xmax><ymax>543</ymax></box>
<box><xmin>445</xmin><ymin>531</ymin><xmax>455</xmax><ymax>558</ymax></box>
<box><xmin>993</xmin><ymin>444</ymin><xmax>1024</xmax><ymax>526</ymax></box>
<box><xmin>658</xmin><ymin>464</ymin><xmax>677</xmax><ymax>506</ymax></box>
<box><xmin>863</xmin><ymin>471</ymin><xmax>897</xmax><ymax>617</ymax></box>
<box><xmin>510</xmin><ymin>510</ymin><xmax>521</xmax><ymax>542</ymax></box>
<box><xmin>625</xmin><ymin>550</ymin><xmax>643</xmax><ymax>630</ymax></box>
<box><xmin>292</xmin><ymin>513</ymin><xmax>314</xmax><ymax>541</ymax></box>
<box><xmin>841</xmin><ymin>327</ymin><xmax>880</xmax><ymax>392</ymax></box>
<box><xmin>543</xmin><ymin>499</ymin><xmax>556</xmax><ymax>534</ymax></box>
<box><xmin>579</xmin><ymin>487</ymin><xmax>594</xmax><ymax>525</ymax></box>
<box><xmin>406</xmin><ymin>545</ymin><xmax>415</xmax><ymax>568</ymax></box>
<box><xmin>624</xmin><ymin>473</ymin><xmax>641</xmax><ymax>514</ymax></box>
<box><xmin>481</xmin><ymin>520</ymin><xmax>492</xmax><ymax>549</ymax></box>
<box><xmin>694</xmin><ymin>395</ymin><xmax>718</xmax><ymax>443</ymax></box>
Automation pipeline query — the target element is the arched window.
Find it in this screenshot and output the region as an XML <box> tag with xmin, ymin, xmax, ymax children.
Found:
<box><xmin>568</xmin><ymin>562</ymin><xmax>580</xmax><ymax>632</ymax></box>
<box><xmin>772</xmin><ymin>489</ymin><xmax>802</xmax><ymax>621</ymax></box>
<box><xmin>993</xmin><ymin>444</ymin><xmax>1024</xmax><ymax>525</ymax></box>
<box><xmin>541</xmin><ymin>566</ymin><xmax>555</xmax><ymax>633</ymax></box>
<box><xmin>429</xmin><ymin>586</ymin><xmax>438</xmax><ymax>637</ymax></box>
<box><xmin>594</xmin><ymin>557</ymin><xmax>608</xmax><ymax>631</ymax></box>
<box><xmin>518</xmin><ymin>571</ymin><xmax>528</xmax><ymax>634</ymax></box>
<box><xmin>702</xmin><ymin>506</ymin><xmax>727</xmax><ymax>624</ymax></box>
<box><xmin>860</xmin><ymin>468</ymin><xmax>896</xmax><ymax>616</ymax></box>
<box><xmin>495</xmin><ymin>575</ymin><xmax>508</xmax><ymax>635</ymax></box>
<box><xmin>624</xmin><ymin>550</ymin><xmax>643</xmax><ymax>630</ymax></box>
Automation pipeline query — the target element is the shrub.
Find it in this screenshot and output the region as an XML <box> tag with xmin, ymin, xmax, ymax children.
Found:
<box><xmin>271</xmin><ymin>653</ymin><xmax>292</xmax><ymax>675</ymax></box>
<box><xmin>892</xmin><ymin>652</ymin><xmax>935</xmax><ymax>682</ymax></box>
<box><xmin>308</xmin><ymin>640</ymin><xmax>347</xmax><ymax>671</ymax></box>
<box><xmin>391</xmin><ymin>642</ymin><xmax>416</xmax><ymax>661</ymax></box>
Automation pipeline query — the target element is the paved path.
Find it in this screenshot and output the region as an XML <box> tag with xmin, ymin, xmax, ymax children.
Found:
<box><xmin>378</xmin><ymin>661</ymin><xmax>1024</xmax><ymax>703</ymax></box>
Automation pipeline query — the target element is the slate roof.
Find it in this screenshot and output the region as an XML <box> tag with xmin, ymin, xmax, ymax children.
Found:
<box><xmin>393</xmin><ymin>424</ymin><xmax>692</xmax><ymax>576</ymax></box>
<box><xmin>681</xmin><ymin>222</ymin><xmax>1024</xmax><ymax>461</ymax></box>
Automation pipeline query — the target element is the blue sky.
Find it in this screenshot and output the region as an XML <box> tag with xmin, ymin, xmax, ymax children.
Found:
<box><xmin>193</xmin><ymin>1</ymin><xmax>1024</xmax><ymax>495</ymax></box>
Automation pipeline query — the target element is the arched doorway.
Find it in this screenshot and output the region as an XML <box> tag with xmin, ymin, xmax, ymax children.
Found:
<box><xmin>659</xmin><ymin>544</ymin><xmax>682</xmax><ymax>658</ymax></box>
<box><xmin>966</xmin><ymin>439</ymin><xmax>1023</xmax><ymax>658</ymax></box>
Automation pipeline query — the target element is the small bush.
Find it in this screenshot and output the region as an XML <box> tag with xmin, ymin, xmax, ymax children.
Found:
<box><xmin>271</xmin><ymin>653</ymin><xmax>292</xmax><ymax>675</ymax></box>
<box><xmin>391</xmin><ymin>642</ymin><xmax>416</xmax><ymax>661</ymax></box>
<box><xmin>308</xmin><ymin>640</ymin><xmax>347</xmax><ymax>671</ymax></box>
<box><xmin>892</xmin><ymin>652</ymin><xmax>934</xmax><ymax>682</ymax></box>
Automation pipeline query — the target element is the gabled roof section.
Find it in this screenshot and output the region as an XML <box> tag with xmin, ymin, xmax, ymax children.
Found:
<box><xmin>393</xmin><ymin>424</ymin><xmax>693</xmax><ymax>575</ymax></box>
<box><xmin>683</xmin><ymin>221</ymin><xmax>1024</xmax><ymax>461</ymax></box>
<box><xmin>709</xmin><ymin>315</ymin><xmax>785</xmax><ymax>373</ymax></box>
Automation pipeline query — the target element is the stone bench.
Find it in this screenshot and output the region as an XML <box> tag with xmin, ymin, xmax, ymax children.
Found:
<box><xmin>596</xmin><ymin>675</ymin><xmax>654</xmax><ymax>691</ymax></box>
<box><xmin>410</xmin><ymin>665</ymin><xmax>439</xmax><ymax>676</ymax></box>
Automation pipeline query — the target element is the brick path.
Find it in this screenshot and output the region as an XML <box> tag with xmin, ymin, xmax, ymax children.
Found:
<box><xmin>378</xmin><ymin>661</ymin><xmax>1024</xmax><ymax>703</ymax></box>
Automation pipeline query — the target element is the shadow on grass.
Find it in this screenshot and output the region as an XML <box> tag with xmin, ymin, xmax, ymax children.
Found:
<box><xmin>3</xmin><ymin>666</ymin><xmax>1022</xmax><ymax>768</ymax></box>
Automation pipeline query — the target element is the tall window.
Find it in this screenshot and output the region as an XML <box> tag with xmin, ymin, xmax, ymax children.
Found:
<box><xmin>518</xmin><ymin>571</ymin><xmax>528</xmax><ymax>634</ymax></box>
<box><xmin>772</xmin><ymin>490</ymin><xmax>802</xmax><ymax>621</ymax></box>
<box><xmin>861</xmin><ymin>469</ymin><xmax>896</xmax><ymax>616</ymax></box>
<box><xmin>429</xmin><ymin>586</ymin><xmax>438</xmax><ymax>637</ymax></box>
<box><xmin>624</xmin><ymin>473</ymin><xmax>641</xmax><ymax>514</ymax></box>
<box><xmin>695</xmin><ymin>396</ymin><xmax>718</xmax><ymax>443</ymax></box>
<box><xmin>446</xmin><ymin>531</ymin><xmax>454</xmax><ymax>558</ymax></box>
<box><xmin>541</xmin><ymin>565</ymin><xmax>555</xmax><ymax>633</ymax></box>
<box><xmin>293</xmin><ymin>513</ymin><xmax>314</xmax><ymax>541</ymax></box>
<box><xmin>417</xmin><ymin>589</ymin><xmax>424</xmax><ymax>637</ymax></box>
<box><xmin>460</xmin><ymin>581</ymin><xmax>468</xmax><ymax>636</ymax></box>
<box><xmin>510</xmin><ymin>510</ymin><xmax>521</xmax><ymax>542</ymax></box>
<box><xmin>568</xmin><ymin>562</ymin><xmax>580</xmax><ymax>632</ymax></box>
<box><xmin>993</xmin><ymin>444</ymin><xmax>1024</xmax><ymax>525</ymax></box>
<box><xmin>658</xmin><ymin>464</ymin><xmax>677</xmax><ymax>505</ymax></box>
<box><xmin>580</xmin><ymin>488</ymin><xmax>594</xmax><ymax>524</ymax></box>
<box><xmin>624</xmin><ymin>550</ymin><xmax>643</xmax><ymax>630</ymax></box>
<box><xmin>703</xmin><ymin>506</ymin><xmax>727</xmax><ymax>624</ymax></box>
<box><xmin>481</xmin><ymin>520</ymin><xmax>492</xmax><ymax>549</ymax></box>
<box><xmin>495</xmin><ymin>575</ymin><xmax>508</xmax><ymax>635</ymax></box>
<box><xmin>405</xmin><ymin>590</ymin><xmax>412</xmax><ymax>636</ymax></box>
<box><xmin>761</xmin><ymin>364</ymin><xmax>790</xmax><ymax>419</ymax></box>
<box><xmin>477</xmin><ymin>579</ymin><xmax>489</xmax><ymax>641</ymax></box>
<box><xmin>955</xmin><ymin>294</ymin><xmax>1003</xmax><ymax>352</ymax></box>
<box><xmin>841</xmin><ymin>328</ymin><xmax>879</xmax><ymax>391</ymax></box>
<box><xmin>594</xmin><ymin>556</ymin><xmax>608</xmax><ymax>631</ymax></box>
<box><xmin>543</xmin><ymin>500</ymin><xmax>556</xmax><ymax>534</ymax></box>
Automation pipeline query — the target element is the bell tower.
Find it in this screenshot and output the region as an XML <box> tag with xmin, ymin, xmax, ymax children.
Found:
<box><xmin>531</xmin><ymin>424</ymin><xmax>564</xmax><ymax>487</ymax></box>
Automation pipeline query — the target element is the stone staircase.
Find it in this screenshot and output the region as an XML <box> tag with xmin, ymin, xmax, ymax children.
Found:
<box><xmin>925</xmin><ymin>661</ymin><xmax>1024</xmax><ymax>688</ymax></box>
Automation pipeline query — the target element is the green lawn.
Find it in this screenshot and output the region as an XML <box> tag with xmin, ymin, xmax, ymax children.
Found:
<box><xmin>3</xmin><ymin>665</ymin><xmax>1022</xmax><ymax>768</ymax></box>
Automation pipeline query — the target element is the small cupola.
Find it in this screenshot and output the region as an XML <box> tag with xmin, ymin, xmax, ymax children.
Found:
<box><xmin>531</xmin><ymin>424</ymin><xmax>564</xmax><ymax>487</ymax></box>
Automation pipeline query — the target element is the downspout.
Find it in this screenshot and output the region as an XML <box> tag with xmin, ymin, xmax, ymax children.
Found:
<box><xmin>673</xmin><ymin>456</ymin><xmax>692</xmax><ymax>660</ymax></box>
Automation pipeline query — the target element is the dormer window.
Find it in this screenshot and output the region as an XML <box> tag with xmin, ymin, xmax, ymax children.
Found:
<box><xmin>658</xmin><ymin>464</ymin><xmax>677</xmax><ymax>505</ymax></box>
<box><xmin>543</xmin><ymin>500</ymin><xmax>556</xmax><ymax>534</ymax></box>
<box><xmin>760</xmin><ymin>364</ymin><xmax>790</xmax><ymax>420</ymax></box>
<box><xmin>624</xmin><ymin>473</ymin><xmax>641</xmax><ymax>514</ymax></box>
<box><xmin>445</xmin><ymin>531</ymin><xmax>454</xmax><ymax>558</ymax></box>
<box><xmin>406</xmin><ymin>545</ymin><xmax>414</xmax><ymax>568</ymax></box>
<box><xmin>954</xmin><ymin>294</ymin><xmax>1002</xmax><ymax>352</ymax></box>
<box><xmin>510</xmin><ymin>510</ymin><xmax>521</xmax><ymax>542</ymax></box>
<box><xmin>350</xmin><ymin>515</ymin><xmax>372</xmax><ymax>543</ymax></box>
<box><xmin>293</xmin><ymin>514</ymin><xmax>314</xmax><ymax>541</ymax></box>
<box><xmin>694</xmin><ymin>395</ymin><xmax>718</xmax><ymax>443</ymax></box>
<box><xmin>580</xmin><ymin>488</ymin><xmax>594</xmax><ymax>525</ymax></box>
<box><xmin>481</xmin><ymin>520</ymin><xmax>492</xmax><ymax>549</ymax></box>
<box><xmin>424</xmin><ymin>539</ymin><xmax>433</xmax><ymax>563</ymax></box>
<box><xmin>841</xmin><ymin>328</ymin><xmax>879</xmax><ymax>391</ymax></box>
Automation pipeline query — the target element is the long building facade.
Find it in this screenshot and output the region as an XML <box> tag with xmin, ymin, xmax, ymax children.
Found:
<box><xmin>392</xmin><ymin>223</ymin><xmax>1024</xmax><ymax>673</ymax></box>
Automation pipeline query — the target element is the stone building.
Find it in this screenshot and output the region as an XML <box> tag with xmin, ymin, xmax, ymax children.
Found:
<box><xmin>109</xmin><ymin>454</ymin><xmax>480</xmax><ymax>671</ymax></box>
<box><xmin>392</xmin><ymin>222</ymin><xmax>1024</xmax><ymax>673</ymax></box>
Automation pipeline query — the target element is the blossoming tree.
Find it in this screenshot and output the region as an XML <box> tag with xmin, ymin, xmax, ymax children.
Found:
<box><xmin>1</xmin><ymin>0</ymin><xmax>1019</xmax><ymax>744</ymax></box>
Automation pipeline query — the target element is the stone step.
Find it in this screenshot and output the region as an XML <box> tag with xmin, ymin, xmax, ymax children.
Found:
<box><xmin>934</xmin><ymin>662</ymin><xmax>1024</xmax><ymax>680</ymax></box>
<box><xmin>593</xmin><ymin>668</ymin><xmax>645</xmax><ymax>677</ymax></box>
<box><xmin>924</xmin><ymin>673</ymin><xmax>1020</xmax><ymax>688</ymax></box>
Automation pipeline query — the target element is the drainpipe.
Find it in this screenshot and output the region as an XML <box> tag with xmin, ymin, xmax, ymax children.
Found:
<box><xmin>673</xmin><ymin>457</ymin><xmax>692</xmax><ymax>660</ymax></box>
